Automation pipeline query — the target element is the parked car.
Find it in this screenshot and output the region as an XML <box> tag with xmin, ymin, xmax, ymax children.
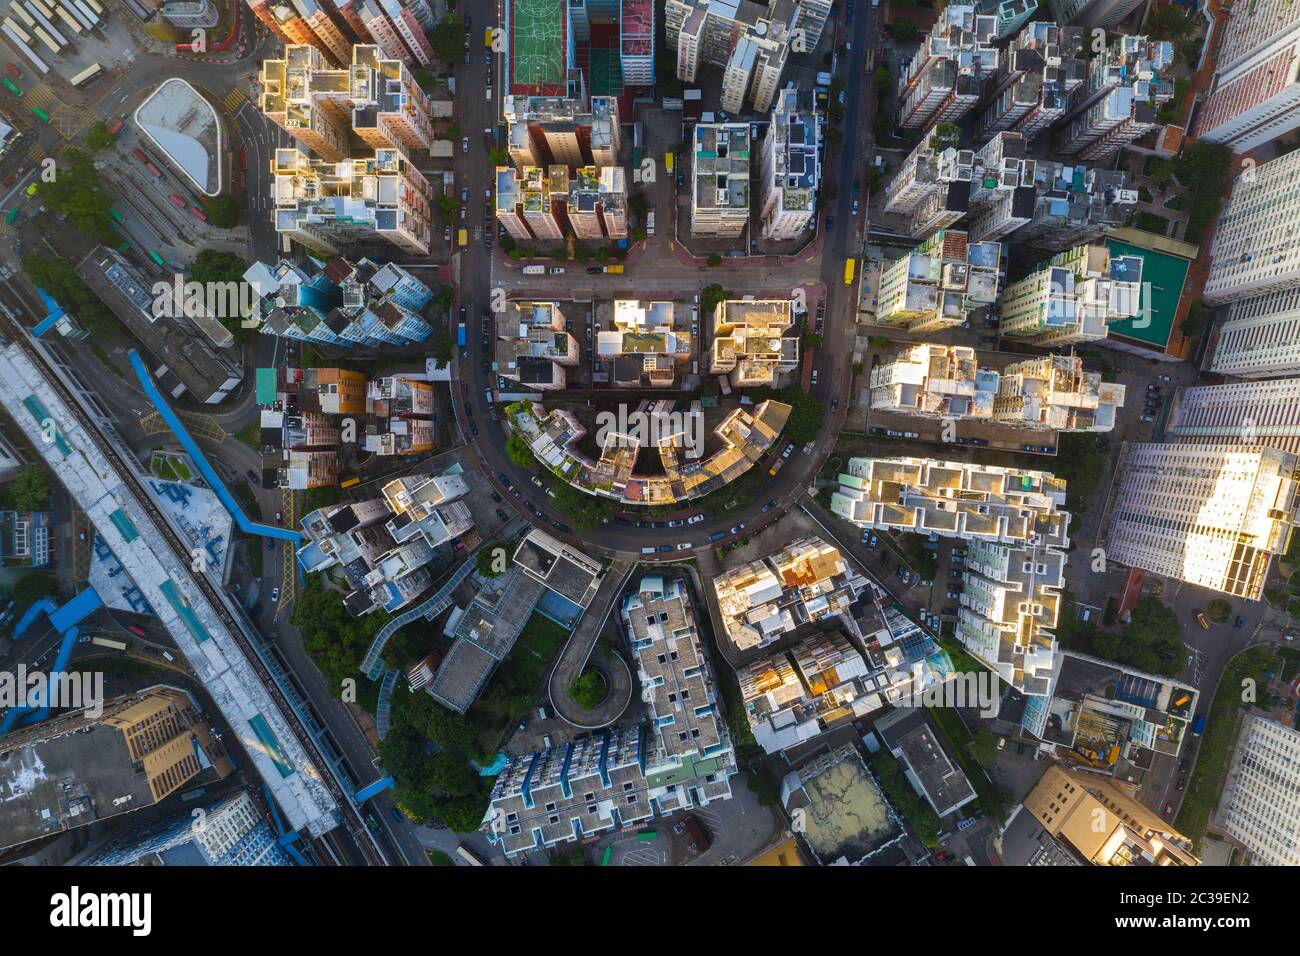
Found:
<box><xmin>668</xmin><ymin>519</ymin><xmax>685</xmax><ymax>528</ymax></box>
<box><xmin>461</xmin><ymin>136</ymin><xmax>469</xmax><ymax>153</ymax></box>
<box><xmin>271</xmin><ymin>587</ymin><xmax>280</xmax><ymax>603</ymax></box>
<box><xmin>687</xmin><ymin>514</ymin><xmax>704</xmax><ymax>524</ymax></box>
<box><xmin>761</xmin><ymin>499</ymin><xmax>778</xmax><ymax>513</ymax></box>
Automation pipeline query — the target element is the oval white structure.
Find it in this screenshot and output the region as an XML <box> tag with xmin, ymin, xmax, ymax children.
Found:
<box><xmin>133</xmin><ymin>77</ymin><xmax>223</xmax><ymax>197</ymax></box>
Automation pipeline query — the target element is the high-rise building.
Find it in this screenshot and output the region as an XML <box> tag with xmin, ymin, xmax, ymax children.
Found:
<box><xmin>1102</xmin><ymin>443</ymin><xmax>1300</xmax><ymax>600</ymax></box>
<box><xmin>758</xmin><ymin>88</ymin><xmax>821</xmax><ymax>240</ymax></box>
<box><xmin>874</xmin><ymin>229</ymin><xmax>1003</xmax><ymax>333</ymax></box>
<box><xmin>1193</xmin><ymin>0</ymin><xmax>1300</xmax><ymax>151</ymax></box>
<box><xmin>259</xmin><ymin>44</ymin><xmax>434</xmax><ymax>162</ymax></box>
<box><xmin>977</xmin><ymin>20</ymin><xmax>1086</xmax><ymax>140</ymax></box>
<box><xmin>270</xmin><ymin>146</ymin><xmax>433</xmax><ymax>255</ymax></box>
<box><xmin>1165</xmin><ymin>379</ymin><xmax>1300</xmax><ymax>457</ymax></box>
<box><xmin>998</xmin><ymin>243</ymin><xmax>1143</xmax><ymax>346</ymax></box>
<box><xmin>1216</xmin><ymin>713</ymin><xmax>1300</xmax><ymax>865</ymax></box>
<box><xmin>980</xmin><ymin>0</ymin><xmax>1038</xmax><ymax>39</ymax></box>
<box><xmin>244</xmin><ymin>256</ymin><xmax>434</xmax><ymax>347</ymax></box>
<box><xmin>482</xmin><ymin>574</ymin><xmax>734</xmax><ymax>858</ymax></box>
<box><xmin>897</xmin><ymin>4</ymin><xmax>999</xmax><ymax>133</ymax></box>
<box><xmin>364</xmin><ymin>376</ymin><xmax>435</xmax><ymax>456</ymax></box>
<box><xmin>1205</xmin><ymin>150</ymin><xmax>1300</xmax><ymax>305</ymax></box>
<box><xmin>690</xmin><ymin>123</ymin><xmax>751</xmax><ymax>238</ymax></box>
<box><xmin>666</xmin><ymin>0</ymin><xmax>821</xmax><ymax>112</ymax></box>
<box><xmin>1057</xmin><ymin>35</ymin><xmax>1174</xmax><ymax>161</ymax></box>
<box><xmin>1046</xmin><ymin>0</ymin><xmax>1144</xmax><ymax>30</ymax></box>
<box><xmin>1018</xmin><ymin>765</ymin><xmax>1199</xmax><ymax>864</ymax></box>
<box><xmin>714</xmin><ymin>537</ymin><xmax>861</xmax><ymax>652</ymax></box>
<box><xmin>85</xmin><ymin>790</ymin><xmax>293</xmax><ymax>866</ymax></box>
<box><xmin>495</xmin><ymin>301</ymin><xmax>580</xmax><ymax>391</ymax></box>
<box><xmin>502</xmin><ymin>94</ymin><xmax>622</xmax><ymax>169</ymax></box>
<box><xmin>1210</xmin><ymin>289</ymin><xmax>1300</xmax><ymax>379</ymax></box>
<box><xmin>597</xmin><ymin>299</ymin><xmax>692</xmax><ymax>388</ymax></box>
<box><xmin>833</xmin><ymin>457</ymin><xmax>1070</xmax><ymax>694</ymax></box>
<box><xmin>0</xmin><ymin>686</ymin><xmax>233</xmax><ymax>854</ymax></box>
<box><xmin>982</xmin><ymin>161</ymin><xmax>1135</xmax><ymax>250</ymax></box>
<box><xmin>994</xmin><ymin>354</ymin><xmax>1125</xmax><ymax>431</ymax></box>
<box><xmin>709</xmin><ymin>298</ymin><xmax>799</xmax><ymax>386</ymax></box>
<box><xmin>870</xmin><ymin>343</ymin><xmax>995</xmax><ymax>419</ymax></box>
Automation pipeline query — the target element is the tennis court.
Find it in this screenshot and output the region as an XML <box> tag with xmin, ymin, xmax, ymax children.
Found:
<box><xmin>511</xmin><ymin>0</ymin><xmax>565</xmax><ymax>91</ymax></box>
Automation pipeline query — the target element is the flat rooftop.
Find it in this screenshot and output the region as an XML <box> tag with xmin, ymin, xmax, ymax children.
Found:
<box><xmin>134</xmin><ymin>78</ymin><xmax>223</xmax><ymax>196</ymax></box>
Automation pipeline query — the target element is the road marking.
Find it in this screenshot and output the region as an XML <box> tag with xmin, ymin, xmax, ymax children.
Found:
<box><xmin>221</xmin><ymin>88</ymin><xmax>247</xmax><ymax>113</ymax></box>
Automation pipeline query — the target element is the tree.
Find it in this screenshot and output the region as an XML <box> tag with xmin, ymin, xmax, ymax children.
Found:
<box><xmin>434</xmin><ymin>284</ymin><xmax>454</xmax><ymax>310</ymax></box>
<box><xmin>33</xmin><ymin>148</ymin><xmax>115</xmax><ymax>241</ymax></box>
<box><xmin>3</xmin><ymin>466</ymin><xmax>50</xmax><ymax>511</ymax></box>
<box><xmin>488</xmin><ymin>147</ymin><xmax>510</xmax><ymax>165</ymax></box>
<box><xmin>22</xmin><ymin>255</ymin><xmax>117</xmax><ymax>337</ymax></box>
<box><xmin>190</xmin><ymin>249</ymin><xmax>247</xmax><ymax>285</ymax></box>
<box><xmin>706</xmin><ymin>253</ymin><xmax>722</xmax><ymax>267</ymax></box>
<box><xmin>700</xmin><ymin>283</ymin><xmax>731</xmax><ymax>314</ymax></box>
<box><xmin>1180</xmin><ymin>299</ymin><xmax>1206</xmax><ymax>339</ymax></box>
<box><xmin>506</xmin><ymin>432</ymin><xmax>535</xmax><ymax>469</ymax></box>
<box><xmin>475</xmin><ymin>543</ymin><xmax>510</xmax><ymax>577</ymax></box>
<box><xmin>438</xmin><ymin>194</ymin><xmax>459</xmax><ymax>220</ymax></box>
<box><xmin>872</xmin><ymin>65</ymin><xmax>891</xmax><ymax>93</ymax></box>
<box><xmin>547</xmin><ymin>480</ymin><xmax>611</xmax><ymax>531</ymax></box>
<box><xmin>429</xmin><ymin>331</ymin><xmax>454</xmax><ymax>369</ymax></box>
<box><xmin>85</xmin><ymin>121</ymin><xmax>116</xmax><ymax>152</ymax></box>
<box><xmin>824</xmin><ymin>127</ymin><xmax>844</xmax><ymax>148</ymax></box>
<box><xmin>13</xmin><ymin>569</ymin><xmax>57</xmax><ymax>606</ymax></box>
<box><xmin>428</xmin><ymin>16</ymin><xmax>467</xmax><ymax>66</ymax></box>
<box><xmin>802</xmin><ymin>332</ymin><xmax>823</xmax><ymax>350</ymax></box>
<box><xmin>891</xmin><ymin>19</ymin><xmax>918</xmax><ymax>43</ymax></box>
<box><xmin>569</xmin><ymin>668</ymin><xmax>606</xmax><ymax>708</ymax></box>
<box><xmin>203</xmin><ymin>195</ymin><xmax>240</xmax><ymax>228</ymax></box>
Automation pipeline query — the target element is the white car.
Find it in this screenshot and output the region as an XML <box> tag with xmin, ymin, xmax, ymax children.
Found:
<box><xmin>461</xmin><ymin>137</ymin><xmax>469</xmax><ymax>153</ymax></box>
<box><xmin>686</xmin><ymin>514</ymin><xmax>704</xmax><ymax>524</ymax></box>
<box><xmin>676</xmin><ymin>542</ymin><xmax>693</xmax><ymax>551</ymax></box>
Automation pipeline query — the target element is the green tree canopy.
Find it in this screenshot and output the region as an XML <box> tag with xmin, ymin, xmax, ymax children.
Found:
<box><xmin>506</xmin><ymin>432</ymin><xmax>535</xmax><ymax>469</ymax></box>
<box><xmin>34</xmin><ymin>148</ymin><xmax>115</xmax><ymax>241</ymax></box>
<box><xmin>84</xmin><ymin>121</ymin><xmax>116</xmax><ymax>152</ymax></box>
<box><xmin>203</xmin><ymin>195</ymin><xmax>240</xmax><ymax>228</ymax></box>
<box><xmin>3</xmin><ymin>466</ymin><xmax>51</xmax><ymax>511</ymax></box>
<box><xmin>428</xmin><ymin>16</ymin><xmax>468</xmax><ymax>66</ymax></box>
<box><xmin>21</xmin><ymin>254</ymin><xmax>117</xmax><ymax>337</ymax></box>
<box><xmin>891</xmin><ymin>19</ymin><xmax>918</xmax><ymax>43</ymax></box>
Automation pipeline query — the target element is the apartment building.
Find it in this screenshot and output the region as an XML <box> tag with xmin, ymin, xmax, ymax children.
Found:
<box><xmin>1058</xmin><ymin>35</ymin><xmax>1174</xmax><ymax>161</ymax></box>
<box><xmin>1205</xmin><ymin>150</ymin><xmax>1300</xmax><ymax>304</ymax></box>
<box><xmin>994</xmin><ymin>354</ymin><xmax>1125</xmax><ymax>432</ymax></box>
<box><xmin>870</xmin><ymin>343</ymin><xmax>996</xmax><ymax>420</ymax></box>
<box><xmin>0</xmin><ymin>687</ymin><xmax>232</xmax><ymax>853</ymax></box>
<box><xmin>709</xmin><ymin>298</ymin><xmax>799</xmax><ymax>386</ymax></box>
<box><xmin>85</xmin><ymin>790</ymin><xmax>291</xmax><ymax>867</ymax></box>
<box><xmin>977</xmin><ymin>20</ymin><xmax>1086</xmax><ymax>140</ymax></box>
<box><xmin>1018</xmin><ymin>765</ymin><xmax>1199</xmax><ymax>865</ymax></box>
<box><xmin>667</xmin><ymin>0</ymin><xmax>817</xmax><ymax>112</ymax></box>
<box><xmin>162</xmin><ymin>0</ymin><xmax>219</xmax><ymax>29</ymax></box>
<box><xmin>297</xmin><ymin>471</ymin><xmax>472</xmax><ymax>615</ymax></box>
<box><xmin>1194</xmin><ymin>0</ymin><xmax>1300</xmax><ymax>151</ymax></box>
<box><xmin>508</xmin><ymin>397</ymin><xmax>790</xmax><ymax>505</ymax></box>
<box><xmin>1103</xmin><ymin>443</ymin><xmax>1300</xmax><ymax>601</ymax></box>
<box><xmin>883</xmin><ymin>123</ymin><xmax>966</xmax><ymax>220</ymax></box>
<box><xmin>713</xmin><ymin>536</ymin><xmax>862</xmax><ymax>652</ymax></box>
<box><xmin>759</xmin><ymin>88</ymin><xmax>820</xmax><ymax>240</ymax></box>
<box><xmin>364</xmin><ymin>376</ymin><xmax>435</xmax><ymax>456</ymax></box>
<box><xmin>875</xmin><ymin>708</ymin><xmax>978</xmax><ymax>818</ymax></box>
<box><xmin>738</xmin><ymin>631</ymin><xmax>876</xmax><ymax>753</ymax></box>
<box><xmin>1166</xmin><ymin>379</ymin><xmax>1300</xmax><ymax>457</ymax></box>
<box><xmin>989</xmin><ymin>162</ymin><xmax>1136</xmax><ymax>250</ymax></box>
<box><xmin>596</xmin><ymin>299</ymin><xmax>692</xmax><ymax>388</ymax></box>
<box><xmin>1047</xmin><ymin>0</ymin><xmax>1144</xmax><ymax>30</ymax></box>
<box><xmin>258</xmin><ymin>365</ymin><xmax>364</xmax><ymax>490</ymax></box>
<box><xmin>898</xmin><ymin>3</ymin><xmax>999</xmax><ymax>133</ymax></box>
<box><xmin>482</xmin><ymin>575</ymin><xmax>734</xmax><ymax>858</ymax></box>
<box><xmin>874</xmin><ymin>229</ymin><xmax>1003</xmax><ymax>334</ymax></box>
<box><xmin>833</xmin><ymin>457</ymin><xmax>1071</xmax><ymax>694</ymax></box>
<box><xmin>1210</xmin><ymin>289</ymin><xmax>1300</xmax><ymax>379</ymax></box>
<box><xmin>502</xmin><ymin>94</ymin><xmax>622</xmax><ymax>169</ymax></box>
<box><xmin>270</xmin><ymin>146</ymin><xmax>433</xmax><ymax>255</ymax></box>
<box><xmin>244</xmin><ymin>255</ymin><xmax>433</xmax><ymax>347</ymax></box>
<box><xmin>1216</xmin><ymin>713</ymin><xmax>1300</xmax><ymax>866</ymax></box>
<box><xmin>998</xmin><ymin>243</ymin><xmax>1143</xmax><ymax>346</ymax></box>
<box><xmin>259</xmin><ymin>44</ymin><xmax>433</xmax><ymax>162</ymax></box>
<box><xmin>495</xmin><ymin>301</ymin><xmax>579</xmax><ymax>392</ymax></box>
<box><xmin>691</xmin><ymin>123</ymin><xmax>752</xmax><ymax>238</ymax></box>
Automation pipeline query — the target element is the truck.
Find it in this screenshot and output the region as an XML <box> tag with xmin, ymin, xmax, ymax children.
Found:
<box><xmin>457</xmin><ymin>323</ymin><xmax>466</xmax><ymax>347</ymax></box>
<box><xmin>522</xmin><ymin>264</ymin><xmax>545</xmax><ymax>275</ymax></box>
<box><xmin>457</xmin><ymin>228</ymin><xmax>467</xmax><ymax>247</ymax></box>
<box><xmin>816</xmin><ymin>71</ymin><xmax>833</xmax><ymax>86</ymax></box>
<box><xmin>91</xmin><ymin>637</ymin><xmax>127</xmax><ymax>651</ymax></box>
<box><xmin>604</xmin><ymin>264</ymin><xmax>624</xmax><ymax>274</ymax></box>
<box><xmin>1191</xmin><ymin>714</ymin><xmax>1206</xmax><ymax>736</ymax></box>
<box><xmin>645</xmin><ymin>210</ymin><xmax>655</xmax><ymax>235</ymax></box>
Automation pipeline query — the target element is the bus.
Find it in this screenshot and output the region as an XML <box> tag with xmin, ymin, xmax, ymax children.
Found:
<box><xmin>190</xmin><ymin>205</ymin><xmax>207</xmax><ymax>222</ymax></box>
<box><xmin>54</xmin><ymin>6</ymin><xmax>81</xmax><ymax>35</ymax></box>
<box><xmin>126</xmin><ymin>624</ymin><xmax>146</xmax><ymax>638</ymax></box>
<box><xmin>69</xmin><ymin>62</ymin><xmax>101</xmax><ymax>88</ymax></box>
<box><xmin>91</xmin><ymin>636</ymin><xmax>126</xmax><ymax>651</ymax></box>
<box><xmin>843</xmin><ymin>257</ymin><xmax>856</xmax><ymax>286</ymax></box>
<box><xmin>483</xmin><ymin>26</ymin><xmax>492</xmax><ymax>47</ymax></box>
<box><xmin>81</xmin><ymin>0</ymin><xmax>101</xmax><ymax>15</ymax></box>
<box><xmin>340</xmin><ymin>476</ymin><xmax>361</xmax><ymax>489</ymax></box>
<box><xmin>455</xmin><ymin>844</ymin><xmax>487</xmax><ymax>866</ymax></box>
<box><xmin>108</xmin><ymin>118</ymin><xmax>123</xmax><ymax>136</ymax></box>
<box><xmin>31</xmin><ymin>26</ymin><xmax>59</xmax><ymax>57</ymax></box>
<box><xmin>30</xmin><ymin>105</ymin><xmax>48</xmax><ymax>122</ymax></box>
<box><xmin>2</xmin><ymin>78</ymin><xmax>20</xmax><ymax>96</ymax></box>
<box><xmin>115</xmin><ymin>240</ymin><xmax>130</xmax><ymax>253</ymax></box>
<box><xmin>600</xmin><ymin>846</ymin><xmax>613</xmax><ymax>866</ymax></box>
<box><xmin>147</xmin><ymin>250</ymin><xmax>164</xmax><ymax>267</ymax></box>
<box><xmin>108</xmin><ymin>207</ymin><xmax>122</xmax><ymax>224</ymax></box>
<box><xmin>167</xmin><ymin>193</ymin><xmax>186</xmax><ymax>208</ymax></box>
<box><xmin>10</xmin><ymin>4</ymin><xmax>34</xmax><ymax>26</ymax></box>
<box><xmin>4</xmin><ymin>209</ymin><xmax>16</xmax><ymax>224</ymax></box>
<box><xmin>457</xmin><ymin>227</ymin><xmax>467</xmax><ymax>247</ymax></box>
<box><xmin>4</xmin><ymin>17</ymin><xmax>31</xmax><ymax>44</ymax></box>
<box><xmin>664</xmin><ymin>151</ymin><xmax>674</xmax><ymax>174</ymax></box>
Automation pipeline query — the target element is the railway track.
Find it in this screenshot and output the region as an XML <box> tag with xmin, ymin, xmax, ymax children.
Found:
<box><xmin>2</xmin><ymin>322</ymin><xmax>387</xmax><ymax>866</ymax></box>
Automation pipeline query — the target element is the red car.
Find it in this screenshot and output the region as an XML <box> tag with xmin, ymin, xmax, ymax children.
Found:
<box><xmin>239</xmin><ymin>148</ymin><xmax>247</xmax><ymax>170</ymax></box>
<box><xmin>5</xmin><ymin>63</ymin><xmax>21</xmax><ymax>79</ymax></box>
